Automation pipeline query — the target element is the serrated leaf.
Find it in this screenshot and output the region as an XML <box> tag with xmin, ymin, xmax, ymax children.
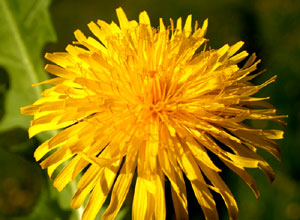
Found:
<box><xmin>0</xmin><ymin>0</ymin><xmax>56</xmax><ymax>131</ymax></box>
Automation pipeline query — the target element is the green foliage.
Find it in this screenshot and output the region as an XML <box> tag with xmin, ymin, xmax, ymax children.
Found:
<box><xmin>0</xmin><ymin>0</ymin><xmax>78</xmax><ymax>219</ymax></box>
<box><xmin>0</xmin><ymin>148</ymin><xmax>74</xmax><ymax>220</ymax></box>
<box><xmin>0</xmin><ymin>0</ymin><xmax>55</xmax><ymax>131</ymax></box>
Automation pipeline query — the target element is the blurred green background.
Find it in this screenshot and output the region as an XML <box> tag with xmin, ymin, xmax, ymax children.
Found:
<box><xmin>0</xmin><ymin>0</ymin><xmax>299</xmax><ymax>219</ymax></box>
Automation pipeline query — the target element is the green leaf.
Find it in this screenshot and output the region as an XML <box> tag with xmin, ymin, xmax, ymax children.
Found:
<box><xmin>0</xmin><ymin>0</ymin><xmax>56</xmax><ymax>131</ymax></box>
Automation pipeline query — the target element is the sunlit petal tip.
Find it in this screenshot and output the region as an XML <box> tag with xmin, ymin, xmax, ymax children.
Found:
<box><xmin>139</xmin><ymin>10</ymin><xmax>151</xmax><ymax>26</ymax></box>
<box><xmin>116</xmin><ymin>7</ymin><xmax>129</xmax><ymax>29</ymax></box>
<box><xmin>201</xmin><ymin>18</ymin><xmax>208</xmax><ymax>34</ymax></box>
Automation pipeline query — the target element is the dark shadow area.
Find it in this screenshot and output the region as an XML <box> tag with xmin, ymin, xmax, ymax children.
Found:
<box><xmin>0</xmin><ymin>67</ymin><xmax>9</xmax><ymax>121</ymax></box>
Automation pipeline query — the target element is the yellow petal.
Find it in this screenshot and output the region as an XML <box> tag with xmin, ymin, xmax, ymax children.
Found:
<box><xmin>154</xmin><ymin>170</ymin><xmax>166</xmax><ymax>220</ymax></box>
<box><xmin>191</xmin><ymin>180</ymin><xmax>218</xmax><ymax>220</ymax></box>
<box><xmin>176</xmin><ymin>17</ymin><xmax>182</xmax><ymax>33</ymax></box>
<box><xmin>229</xmin><ymin>51</ymin><xmax>248</xmax><ymax>63</ymax></box>
<box><xmin>231</xmin><ymin>129</ymin><xmax>280</xmax><ymax>160</ymax></box>
<box><xmin>201</xmin><ymin>18</ymin><xmax>208</xmax><ymax>37</ymax></box>
<box><xmin>132</xmin><ymin>177</ymin><xmax>153</xmax><ymax>220</ymax></box>
<box><xmin>183</xmin><ymin>15</ymin><xmax>192</xmax><ymax>37</ymax></box>
<box><xmin>102</xmin><ymin>150</ymin><xmax>137</xmax><ymax>220</ymax></box>
<box><xmin>175</xmin><ymin>135</ymin><xmax>213</xmax><ymax>181</ymax></box>
<box><xmin>139</xmin><ymin>10</ymin><xmax>151</xmax><ymax>25</ymax></box>
<box><xmin>81</xmin><ymin>161</ymin><xmax>121</xmax><ymax>220</ymax></box>
<box><xmin>171</xmin><ymin>184</ymin><xmax>188</xmax><ymax>220</ymax></box>
<box><xmin>159</xmin><ymin>18</ymin><xmax>166</xmax><ymax>32</ymax></box>
<box><xmin>116</xmin><ymin>7</ymin><xmax>129</xmax><ymax>30</ymax></box>
<box><xmin>158</xmin><ymin>139</ymin><xmax>188</xmax><ymax>219</ymax></box>
<box><xmin>71</xmin><ymin>170</ymin><xmax>99</xmax><ymax>208</ymax></box>
<box><xmin>199</xmin><ymin>163</ymin><xmax>238</xmax><ymax>220</ymax></box>
<box><xmin>223</xmin><ymin>160</ymin><xmax>260</xmax><ymax>199</ymax></box>
<box><xmin>185</xmin><ymin>136</ymin><xmax>221</xmax><ymax>172</ymax></box>
<box><xmin>53</xmin><ymin>156</ymin><xmax>82</xmax><ymax>191</ymax></box>
<box><xmin>40</xmin><ymin>146</ymin><xmax>73</xmax><ymax>169</ymax></box>
<box><xmin>88</xmin><ymin>21</ymin><xmax>108</xmax><ymax>47</ymax></box>
<box><xmin>228</xmin><ymin>41</ymin><xmax>244</xmax><ymax>57</ymax></box>
<box><xmin>44</xmin><ymin>52</ymin><xmax>72</xmax><ymax>68</ymax></box>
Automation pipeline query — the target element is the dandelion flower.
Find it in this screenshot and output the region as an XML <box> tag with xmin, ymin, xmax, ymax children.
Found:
<box><xmin>21</xmin><ymin>7</ymin><xmax>286</xmax><ymax>220</ymax></box>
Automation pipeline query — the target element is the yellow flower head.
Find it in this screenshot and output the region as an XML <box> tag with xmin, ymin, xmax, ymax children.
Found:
<box><xmin>21</xmin><ymin>7</ymin><xmax>285</xmax><ymax>220</ymax></box>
